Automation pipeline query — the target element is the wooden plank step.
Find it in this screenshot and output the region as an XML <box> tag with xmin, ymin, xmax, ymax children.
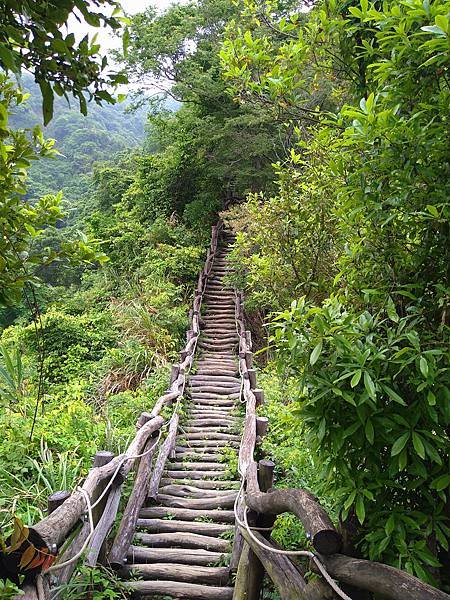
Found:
<box><xmin>183</xmin><ymin>426</ymin><xmax>238</xmax><ymax>434</ymax></box>
<box><xmin>134</xmin><ymin>531</ymin><xmax>230</xmax><ymax>552</ymax></box>
<box><xmin>166</xmin><ymin>462</ymin><xmax>227</xmax><ymax>471</ymax></box>
<box><xmin>174</xmin><ymin>440</ymin><xmax>239</xmax><ymax>449</ymax></box>
<box><xmin>122</xmin><ymin>579</ymin><xmax>234</xmax><ymax>599</ymax></box>
<box><xmin>137</xmin><ymin>516</ymin><xmax>232</xmax><ymax>535</ymax></box>
<box><xmin>181</xmin><ymin>432</ymin><xmax>240</xmax><ymax>442</ymax></box>
<box><xmin>185</xmin><ymin>420</ymin><xmax>238</xmax><ymax>428</ymax></box>
<box><xmin>189</xmin><ymin>385</ymin><xmax>241</xmax><ymax>393</ymax></box>
<box><xmin>189</xmin><ymin>375</ymin><xmax>240</xmax><ymax>383</ymax></box>
<box><xmin>156</xmin><ymin>493</ymin><xmax>236</xmax><ymax>510</ymax></box>
<box><xmin>160</xmin><ymin>478</ymin><xmax>239</xmax><ymax>490</ymax></box>
<box><xmin>158</xmin><ymin>485</ymin><xmax>236</xmax><ymax>498</ymax></box>
<box><xmin>174</xmin><ymin>452</ymin><xmax>222</xmax><ymax>461</ymax></box>
<box><xmin>163</xmin><ymin>469</ymin><xmax>228</xmax><ymax>479</ymax></box>
<box><xmin>127</xmin><ymin>545</ymin><xmax>226</xmax><ymax>566</ymax></box>
<box><xmin>139</xmin><ymin>506</ymin><xmax>235</xmax><ymax>523</ymax></box>
<box><xmin>126</xmin><ymin>563</ymin><xmax>230</xmax><ymax>586</ymax></box>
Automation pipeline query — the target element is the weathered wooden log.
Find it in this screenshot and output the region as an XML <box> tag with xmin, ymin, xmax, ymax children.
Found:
<box><xmin>134</xmin><ymin>532</ymin><xmax>230</xmax><ymax>562</ymax></box>
<box><xmin>85</xmin><ymin>483</ymin><xmax>122</xmax><ymax>567</ymax></box>
<box><xmin>147</xmin><ymin>413</ymin><xmax>179</xmax><ymax>501</ymax></box>
<box><xmin>32</xmin><ymin>415</ymin><xmax>163</xmax><ymax>549</ymax></box>
<box><xmin>256</xmin><ymin>417</ymin><xmax>269</xmax><ymax>440</ymax></box>
<box><xmin>150</xmin><ymin>391</ymin><xmax>179</xmax><ymax>417</ymax></box>
<box><xmin>254</xmin><ymin>388</ymin><xmax>265</xmax><ymax>406</ymax></box>
<box><xmin>122</xmin><ymin>579</ymin><xmax>233</xmax><ymax>599</ymax></box>
<box><xmin>158</xmin><ymin>485</ymin><xmax>236</xmax><ymax>498</ymax></box>
<box><xmin>92</xmin><ymin>451</ymin><xmax>114</xmax><ymax>525</ymax></box>
<box><xmin>47</xmin><ymin>491</ymin><xmax>70</xmax><ymax>515</ymax></box>
<box><xmin>236</xmin><ymin>460</ymin><xmax>276</xmax><ymax>600</ymax></box>
<box><xmin>245</xmin><ymin>330</ymin><xmax>252</xmax><ymax>350</ymax></box>
<box><xmin>166</xmin><ymin>460</ymin><xmax>227</xmax><ymax>470</ymax></box>
<box><xmin>127</xmin><ymin>545</ymin><xmax>226</xmax><ymax>567</ymax></box>
<box><xmin>136</xmin><ymin>520</ymin><xmax>231</xmax><ymax>539</ymax></box>
<box><xmin>247</xmin><ymin>368</ymin><xmax>257</xmax><ymax>389</ymax></box>
<box><xmin>155</xmin><ymin>493</ymin><xmax>237</xmax><ymax>510</ymax></box>
<box><xmin>19</xmin><ymin>576</ymin><xmax>50</xmax><ymax>600</ymax></box>
<box><xmin>238</xmin><ymin>391</ymin><xmax>257</xmax><ymax>478</ymax></box>
<box><xmin>108</xmin><ymin>436</ymin><xmax>159</xmax><ymax>569</ymax></box>
<box><xmin>136</xmin><ymin>411</ymin><xmax>153</xmax><ymax>429</ymax></box>
<box><xmin>245</xmin><ymin>488</ymin><xmax>341</xmax><ymax>555</ymax></box>
<box><xmin>139</xmin><ymin>506</ymin><xmax>235</xmax><ymax>523</ymax></box>
<box><xmin>126</xmin><ymin>563</ymin><xmax>231</xmax><ymax>585</ymax></box>
<box><xmin>313</xmin><ymin>554</ymin><xmax>450</xmax><ymax>600</ymax></box>
<box><xmin>160</xmin><ymin>478</ymin><xmax>239</xmax><ymax>490</ymax></box>
<box><xmin>52</xmin><ymin>521</ymin><xmax>90</xmax><ymax>589</ymax></box>
<box><xmin>170</xmin><ymin>364</ymin><xmax>180</xmax><ymax>385</ymax></box>
<box><xmin>239</xmin><ymin>527</ymin><xmax>308</xmax><ymax>600</ymax></box>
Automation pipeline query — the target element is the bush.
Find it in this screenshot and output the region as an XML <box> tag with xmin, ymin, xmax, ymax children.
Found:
<box><xmin>270</xmin><ymin>297</ymin><xmax>450</xmax><ymax>583</ymax></box>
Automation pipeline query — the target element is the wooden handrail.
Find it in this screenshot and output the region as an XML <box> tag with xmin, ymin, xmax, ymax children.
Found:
<box><xmin>13</xmin><ymin>222</ymin><xmax>224</xmax><ymax>598</ymax></box>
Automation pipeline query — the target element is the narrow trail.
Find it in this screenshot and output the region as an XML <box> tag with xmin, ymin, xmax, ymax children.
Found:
<box><xmin>122</xmin><ymin>231</ymin><xmax>241</xmax><ymax>599</ymax></box>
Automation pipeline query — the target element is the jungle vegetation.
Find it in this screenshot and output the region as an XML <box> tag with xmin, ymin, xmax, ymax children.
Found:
<box><xmin>0</xmin><ymin>0</ymin><xmax>448</xmax><ymax>596</ymax></box>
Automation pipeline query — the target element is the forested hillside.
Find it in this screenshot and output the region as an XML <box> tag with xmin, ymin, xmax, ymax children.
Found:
<box><xmin>0</xmin><ymin>0</ymin><xmax>449</xmax><ymax>598</ymax></box>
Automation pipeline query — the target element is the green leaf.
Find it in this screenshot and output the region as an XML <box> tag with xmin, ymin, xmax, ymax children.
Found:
<box><xmin>426</xmin><ymin>205</ymin><xmax>439</xmax><ymax>218</ymax></box>
<box><xmin>364</xmin><ymin>371</ymin><xmax>376</xmax><ymax>400</ymax></box>
<box><xmin>355</xmin><ymin>495</ymin><xmax>365</xmax><ymax>524</ymax></box>
<box><xmin>383</xmin><ymin>385</ymin><xmax>406</xmax><ymax>406</ymax></box>
<box><xmin>0</xmin><ymin>44</ymin><xmax>18</xmax><ymax>71</ymax></box>
<box><xmin>350</xmin><ymin>369</ymin><xmax>362</xmax><ymax>388</ymax></box>
<box><xmin>310</xmin><ymin>340</ymin><xmax>322</xmax><ymax>366</ymax></box>
<box><xmin>419</xmin><ymin>356</ymin><xmax>429</xmax><ymax>378</ymax></box>
<box><xmin>431</xmin><ymin>474</ymin><xmax>450</xmax><ymax>491</ymax></box>
<box><xmin>386</xmin><ymin>297</ymin><xmax>399</xmax><ymax>323</ymax></box>
<box><xmin>385</xmin><ymin>514</ymin><xmax>395</xmax><ymax>536</ymax></box>
<box><xmin>427</xmin><ymin>391</ymin><xmax>436</xmax><ymax>406</ymax></box>
<box><xmin>38</xmin><ymin>80</ymin><xmax>54</xmax><ymax>125</ymax></box>
<box><xmin>435</xmin><ymin>14</ymin><xmax>448</xmax><ymax>33</ymax></box>
<box><xmin>391</xmin><ymin>432</ymin><xmax>410</xmax><ymax>456</ymax></box>
<box><xmin>412</xmin><ymin>432</ymin><xmax>425</xmax><ymax>459</ymax></box>
<box><xmin>317</xmin><ymin>417</ymin><xmax>326</xmax><ymax>442</ymax></box>
<box><xmin>365</xmin><ymin>419</ymin><xmax>374</xmax><ymax>444</ymax></box>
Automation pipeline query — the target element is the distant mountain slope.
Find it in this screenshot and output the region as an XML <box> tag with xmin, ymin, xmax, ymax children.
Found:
<box><xmin>10</xmin><ymin>75</ymin><xmax>146</xmax><ymax>203</ymax></box>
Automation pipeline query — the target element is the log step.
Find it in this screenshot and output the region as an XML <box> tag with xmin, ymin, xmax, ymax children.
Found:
<box><xmin>164</xmin><ymin>468</ymin><xmax>229</xmax><ymax>479</ymax></box>
<box><xmin>158</xmin><ymin>484</ymin><xmax>237</xmax><ymax>498</ymax></box>
<box><xmin>127</xmin><ymin>545</ymin><xmax>226</xmax><ymax>566</ymax></box>
<box><xmin>156</xmin><ymin>493</ymin><xmax>237</xmax><ymax>510</ymax></box>
<box><xmin>134</xmin><ymin>531</ymin><xmax>230</xmax><ymax>551</ymax></box>
<box><xmin>126</xmin><ymin>563</ymin><xmax>231</xmax><ymax>585</ymax></box>
<box><xmin>160</xmin><ymin>478</ymin><xmax>239</xmax><ymax>489</ymax></box>
<box><xmin>167</xmin><ymin>462</ymin><xmax>227</xmax><ymax>471</ymax></box>
<box><xmin>137</xmin><ymin>515</ymin><xmax>233</xmax><ymax>533</ymax></box>
<box><xmin>139</xmin><ymin>507</ymin><xmax>235</xmax><ymax>523</ymax></box>
<box><xmin>123</xmin><ymin>579</ymin><xmax>233</xmax><ymax>600</ymax></box>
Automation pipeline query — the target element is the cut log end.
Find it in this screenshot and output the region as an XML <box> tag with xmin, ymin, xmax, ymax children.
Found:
<box><xmin>312</xmin><ymin>529</ymin><xmax>342</xmax><ymax>555</ymax></box>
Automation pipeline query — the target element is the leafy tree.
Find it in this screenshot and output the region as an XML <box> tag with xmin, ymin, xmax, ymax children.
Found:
<box><xmin>221</xmin><ymin>0</ymin><xmax>450</xmax><ymax>585</ymax></box>
<box><xmin>123</xmin><ymin>0</ymin><xmax>287</xmax><ymax>214</ymax></box>
<box><xmin>0</xmin><ymin>0</ymin><xmax>128</xmax><ymax>124</ymax></box>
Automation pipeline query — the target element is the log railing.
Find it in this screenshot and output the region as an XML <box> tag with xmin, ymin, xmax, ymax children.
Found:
<box><xmin>231</xmin><ymin>290</ymin><xmax>449</xmax><ymax>600</ymax></box>
<box><xmin>12</xmin><ymin>223</ymin><xmax>223</xmax><ymax>599</ymax></box>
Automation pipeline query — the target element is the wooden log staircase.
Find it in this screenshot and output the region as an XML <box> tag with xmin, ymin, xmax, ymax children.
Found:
<box><xmin>9</xmin><ymin>221</ymin><xmax>449</xmax><ymax>600</ymax></box>
<box><xmin>118</xmin><ymin>231</ymin><xmax>240</xmax><ymax>599</ymax></box>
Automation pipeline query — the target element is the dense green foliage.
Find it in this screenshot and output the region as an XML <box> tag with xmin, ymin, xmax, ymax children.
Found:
<box><xmin>0</xmin><ymin>0</ymin><xmax>127</xmax><ymax>123</ymax></box>
<box><xmin>11</xmin><ymin>75</ymin><xmax>145</xmax><ymax>206</ymax></box>
<box><xmin>221</xmin><ymin>0</ymin><xmax>450</xmax><ymax>586</ymax></box>
<box><xmin>1</xmin><ymin>0</ymin><xmax>449</xmax><ymax>594</ymax></box>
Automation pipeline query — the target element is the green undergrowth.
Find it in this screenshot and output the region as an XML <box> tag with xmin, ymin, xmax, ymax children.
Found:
<box><xmin>256</xmin><ymin>368</ymin><xmax>337</xmax><ymax>551</ymax></box>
